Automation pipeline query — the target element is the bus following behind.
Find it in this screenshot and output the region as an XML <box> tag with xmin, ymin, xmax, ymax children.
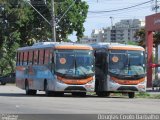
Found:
<box><xmin>91</xmin><ymin>43</ymin><xmax>146</xmax><ymax>98</ymax></box>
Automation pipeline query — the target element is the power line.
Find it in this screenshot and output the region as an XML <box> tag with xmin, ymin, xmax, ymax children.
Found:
<box><xmin>89</xmin><ymin>0</ymin><xmax>153</xmax><ymax>13</ymax></box>
<box><xmin>87</xmin><ymin>5</ymin><xmax>152</xmax><ymax>18</ymax></box>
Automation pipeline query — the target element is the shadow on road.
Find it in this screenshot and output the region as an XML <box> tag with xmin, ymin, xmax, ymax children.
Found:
<box><xmin>0</xmin><ymin>92</ymin><xmax>129</xmax><ymax>99</ymax></box>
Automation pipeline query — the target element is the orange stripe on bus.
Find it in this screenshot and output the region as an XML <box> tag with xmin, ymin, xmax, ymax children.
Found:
<box><xmin>55</xmin><ymin>46</ymin><xmax>93</xmax><ymax>50</ymax></box>
<box><xmin>109</xmin><ymin>46</ymin><xmax>145</xmax><ymax>51</ymax></box>
<box><xmin>57</xmin><ymin>76</ymin><xmax>93</xmax><ymax>85</ymax></box>
<box><xmin>111</xmin><ymin>77</ymin><xmax>145</xmax><ymax>85</ymax></box>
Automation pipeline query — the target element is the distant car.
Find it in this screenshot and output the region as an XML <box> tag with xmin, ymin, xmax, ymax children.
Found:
<box><xmin>0</xmin><ymin>73</ymin><xmax>15</xmax><ymax>85</ymax></box>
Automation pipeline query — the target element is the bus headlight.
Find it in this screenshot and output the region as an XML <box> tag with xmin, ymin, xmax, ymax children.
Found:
<box><xmin>138</xmin><ymin>85</ymin><xmax>145</xmax><ymax>89</ymax></box>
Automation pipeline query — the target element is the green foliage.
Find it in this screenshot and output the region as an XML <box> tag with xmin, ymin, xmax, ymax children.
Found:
<box><xmin>0</xmin><ymin>0</ymin><xmax>89</xmax><ymax>75</ymax></box>
<box><xmin>56</xmin><ymin>0</ymin><xmax>88</xmax><ymax>41</ymax></box>
<box><xmin>135</xmin><ymin>28</ymin><xmax>160</xmax><ymax>48</ymax></box>
<box><xmin>127</xmin><ymin>41</ymin><xmax>138</xmax><ymax>45</ymax></box>
<box><xmin>136</xmin><ymin>92</ymin><xmax>150</xmax><ymax>98</ymax></box>
<box><xmin>134</xmin><ymin>28</ymin><xmax>145</xmax><ymax>47</ymax></box>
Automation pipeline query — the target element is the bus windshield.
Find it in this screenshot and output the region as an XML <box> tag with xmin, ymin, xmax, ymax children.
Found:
<box><xmin>108</xmin><ymin>50</ymin><xmax>145</xmax><ymax>76</ymax></box>
<box><xmin>55</xmin><ymin>50</ymin><xmax>94</xmax><ymax>78</ymax></box>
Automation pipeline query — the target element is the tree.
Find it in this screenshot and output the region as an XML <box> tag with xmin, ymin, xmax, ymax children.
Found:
<box><xmin>0</xmin><ymin>0</ymin><xmax>89</xmax><ymax>75</ymax></box>
<box><xmin>55</xmin><ymin>0</ymin><xmax>88</xmax><ymax>41</ymax></box>
<box><xmin>134</xmin><ymin>28</ymin><xmax>145</xmax><ymax>47</ymax></box>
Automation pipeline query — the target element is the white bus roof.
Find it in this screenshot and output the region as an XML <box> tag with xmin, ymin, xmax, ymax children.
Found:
<box><xmin>17</xmin><ymin>42</ymin><xmax>93</xmax><ymax>51</ymax></box>
<box><xmin>90</xmin><ymin>42</ymin><xmax>145</xmax><ymax>51</ymax></box>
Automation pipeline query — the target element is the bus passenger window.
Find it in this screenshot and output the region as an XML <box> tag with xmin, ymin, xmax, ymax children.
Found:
<box><xmin>28</xmin><ymin>51</ymin><xmax>33</xmax><ymax>65</ymax></box>
<box><xmin>20</xmin><ymin>52</ymin><xmax>23</xmax><ymax>65</ymax></box>
<box><xmin>39</xmin><ymin>49</ymin><xmax>44</xmax><ymax>65</ymax></box>
<box><xmin>34</xmin><ymin>50</ymin><xmax>38</xmax><ymax>65</ymax></box>
<box><xmin>16</xmin><ymin>52</ymin><xmax>19</xmax><ymax>65</ymax></box>
<box><xmin>27</xmin><ymin>52</ymin><xmax>29</xmax><ymax>65</ymax></box>
<box><xmin>43</xmin><ymin>50</ymin><xmax>45</xmax><ymax>64</ymax></box>
<box><xmin>44</xmin><ymin>49</ymin><xmax>49</xmax><ymax>64</ymax></box>
<box><xmin>23</xmin><ymin>52</ymin><xmax>28</xmax><ymax>65</ymax></box>
<box><xmin>37</xmin><ymin>50</ymin><xmax>40</xmax><ymax>65</ymax></box>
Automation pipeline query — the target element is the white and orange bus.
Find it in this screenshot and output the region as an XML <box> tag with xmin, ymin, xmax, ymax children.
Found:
<box><xmin>91</xmin><ymin>43</ymin><xmax>146</xmax><ymax>98</ymax></box>
<box><xmin>16</xmin><ymin>42</ymin><xmax>95</xmax><ymax>96</ymax></box>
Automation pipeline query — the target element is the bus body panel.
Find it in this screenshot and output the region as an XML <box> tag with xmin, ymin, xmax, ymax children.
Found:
<box><xmin>16</xmin><ymin>42</ymin><xmax>95</xmax><ymax>94</ymax></box>
<box><xmin>107</xmin><ymin>75</ymin><xmax>146</xmax><ymax>92</ymax></box>
<box><xmin>90</xmin><ymin>42</ymin><xmax>146</xmax><ymax>94</ymax></box>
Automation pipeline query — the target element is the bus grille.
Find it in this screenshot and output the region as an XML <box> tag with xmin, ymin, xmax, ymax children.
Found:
<box><xmin>65</xmin><ymin>86</ymin><xmax>86</xmax><ymax>92</ymax></box>
<box><xmin>117</xmin><ymin>86</ymin><xmax>138</xmax><ymax>91</ymax></box>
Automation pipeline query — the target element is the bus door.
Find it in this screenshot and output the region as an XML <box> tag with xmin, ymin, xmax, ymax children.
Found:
<box><xmin>95</xmin><ymin>49</ymin><xmax>107</xmax><ymax>92</ymax></box>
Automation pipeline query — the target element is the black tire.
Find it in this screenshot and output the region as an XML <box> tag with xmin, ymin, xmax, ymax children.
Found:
<box><xmin>1</xmin><ymin>82</ymin><xmax>6</xmax><ymax>85</ymax></box>
<box><xmin>96</xmin><ymin>92</ymin><xmax>106</xmax><ymax>97</ymax></box>
<box><xmin>106</xmin><ymin>92</ymin><xmax>110</xmax><ymax>97</ymax></box>
<box><xmin>54</xmin><ymin>92</ymin><xmax>64</xmax><ymax>97</ymax></box>
<box><xmin>128</xmin><ymin>92</ymin><xmax>135</xmax><ymax>98</ymax></box>
<box><xmin>72</xmin><ymin>92</ymin><xmax>86</xmax><ymax>97</ymax></box>
<box><xmin>78</xmin><ymin>92</ymin><xmax>86</xmax><ymax>97</ymax></box>
<box><xmin>44</xmin><ymin>81</ymin><xmax>53</xmax><ymax>96</ymax></box>
<box><xmin>25</xmin><ymin>81</ymin><xmax>37</xmax><ymax>95</ymax></box>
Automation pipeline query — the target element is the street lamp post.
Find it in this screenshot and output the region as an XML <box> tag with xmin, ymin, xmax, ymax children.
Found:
<box><xmin>51</xmin><ymin>0</ymin><xmax>56</xmax><ymax>42</ymax></box>
<box><xmin>110</xmin><ymin>16</ymin><xmax>113</xmax><ymax>29</ymax></box>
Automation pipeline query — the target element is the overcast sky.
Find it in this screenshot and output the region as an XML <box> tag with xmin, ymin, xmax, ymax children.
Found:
<box><xmin>69</xmin><ymin>0</ymin><xmax>157</xmax><ymax>41</ymax></box>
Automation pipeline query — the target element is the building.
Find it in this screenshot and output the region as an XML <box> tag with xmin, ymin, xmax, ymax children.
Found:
<box><xmin>80</xmin><ymin>19</ymin><xmax>144</xmax><ymax>44</ymax></box>
<box><xmin>79</xmin><ymin>36</ymin><xmax>97</xmax><ymax>44</ymax></box>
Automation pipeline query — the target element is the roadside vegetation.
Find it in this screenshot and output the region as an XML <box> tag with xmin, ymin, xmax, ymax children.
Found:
<box><xmin>87</xmin><ymin>92</ymin><xmax>160</xmax><ymax>99</ymax></box>
<box><xmin>0</xmin><ymin>0</ymin><xmax>88</xmax><ymax>75</ymax></box>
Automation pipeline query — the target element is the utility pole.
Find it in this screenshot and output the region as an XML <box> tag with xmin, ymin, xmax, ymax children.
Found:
<box><xmin>110</xmin><ymin>16</ymin><xmax>113</xmax><ymax>29</ymax></box>
<box><xmin>51</xmin><ymin>0</ymin><xmax>56</xmax><ymax>42</ymax></box>
<box><xmin>155</xmin><ymin>0</ymin><xmax>158</xmax><ymax>13</ymax></box>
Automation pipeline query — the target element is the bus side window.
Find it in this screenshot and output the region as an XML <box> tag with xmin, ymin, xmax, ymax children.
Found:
<box><xmin>18</xmin><ymin>52</ymin><xmax>20</xmax><ymax>65</ymax></box>
<box><xmin>44</xmin><ymin>49</ymin><xmax>49</xmax><ymax>64</ymax></box>
<box><xmin>22</xmin><ymin>52</ymin><xmax>25</xmax><ymax>65</ymax></box>
<box><xmin>43</xmin><ymin>49</ymin><xmax>45</xmax><ymax>64</ymax></box>
<box><xmin>34</xmin><ymin>50</ymin><xmax>38</xmax><ymax>65</ymax></box>
<box><xmin>32</xmin><ymin>51</ymin><xmax>34</xmax><ymax>65</ymax></box>
<box><xmin>16</xmin><ymin>52</ymin><xmax>19</xmax><ymax>65</ymax></box>
<box><xmin>24</xmin><ymin>51</ymin><xmax>28</xmax><ymax>65</ymax></box>
<box><xmin>29</xmin><ymin>51</ymin><xmax>33</xmax><ymax>65</ymax></box>
<box><xmin>37</xmin><ymin>50</ymin><xmax>40</xmax><ymax>65</ymax></box>
<box><xmin>20</xmin><ymin>52</ymin><xmax>23</xmax><ymax>65</ymax></box>
<box><xmin>27</xmin><ymin>51</ymin><xmax>29</xmax><ymax>65</ymax></box>
<box><xmin>39</xmin><ymin>49</ymin><xmax>44</xmax><ymax>65</ymax></box>
<box><xmin>49</xmin><ymin>49</ymin><xmax>53</xmax><ymax>63</ymax></box>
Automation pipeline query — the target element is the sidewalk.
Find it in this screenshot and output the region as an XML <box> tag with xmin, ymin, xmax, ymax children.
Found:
<box><xmin>146</xmin><ymin>87</ymin><xmax>160</xmax><ymax>94</ymax></box>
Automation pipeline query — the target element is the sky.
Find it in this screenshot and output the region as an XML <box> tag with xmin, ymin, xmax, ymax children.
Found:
<box><xmin>69</xmin><ymin>0</ymin><xmax>157</xmax><ymax>41</ymax></box>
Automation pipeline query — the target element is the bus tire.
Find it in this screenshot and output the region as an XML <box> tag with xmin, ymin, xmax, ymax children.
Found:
<box><xmin>78</xmin><ymin>92</ymin><xmax>86</xmax><ymax>97</ymax></box>
<box><xmin>25</xmin><ymin>80</ymin><xmax>37</xmax><ymax>95</ymax></box>
<box><xmin>128</xmin><ymin>92</ymin><xmax>135</xmax><ymax>98</ymax></box>
<box><xmin>106</xmin><ymin>92</ymin><xmax>110</xmax><ymax>97</ymax></box>
<box><xmin>97</xmin><ymin>92</ymin><xmax>106</xmax><ymax>97</ymax></box>
<box><xmin>72</xmin><ymin>92</ymin><xmax>86</xmax><ymax>97</ymax></box>
<box><xmin>1</xmin><ymin>82</ymin><xmax>6</xmax><ymax>85</ymax></box>
<box><xmin>54</xmin><ymin>92</ymin><xmax>64</xmax><ymax>97</ymax></box>
<box><xmin>44</xmin><ymin>81</ymin><xmax>53</xmax><ymax>96</ymax></box>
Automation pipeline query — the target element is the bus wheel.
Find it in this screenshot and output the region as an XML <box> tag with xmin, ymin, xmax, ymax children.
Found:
<box><xmin>128</xmin><ymin>92</ymin><xmax>135</xmax><ymax>98</ymax></box>
<box><xmin>54</xmin><ymin>92</ymin><xmax>64</xmax><ymax>97</ymax></box>
<box><xmin>72</xmin><ymin>92</ymin><xmax>86</xmax><ymax>97</ymax></box>
<box><xmin>97</xmin><ymin>92</ymin><xmax>106</xmax><ymax>97</ymax></box>
<box><xmin>106</xmin><ymin>92</ymin><xmax>110</xmax><ymax>97</ymax></box>
<box><xmin>25</xmin><ymin>81</ymin><xmax>37</xmax><ymax>95</ymax></box>
<box><xmin>1</xmin><ymin>82</ymin><xmax>6</xmax><ymax>85</ymax></box>
<box><xmin>44</xmin><ymin>81</ymin><xmax>53</xmax><ymax>96</ymax></box>
<box><xmin>78</xmin><ymin>92</ymin><xmax>86</xmax><ymax>97</ymax></box>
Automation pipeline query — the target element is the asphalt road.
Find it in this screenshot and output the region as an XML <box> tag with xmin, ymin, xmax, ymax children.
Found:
<box><xmin>0</xmin><ymin>85</ymin><xmax>160</xmax><ymax>120</ymax></box>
